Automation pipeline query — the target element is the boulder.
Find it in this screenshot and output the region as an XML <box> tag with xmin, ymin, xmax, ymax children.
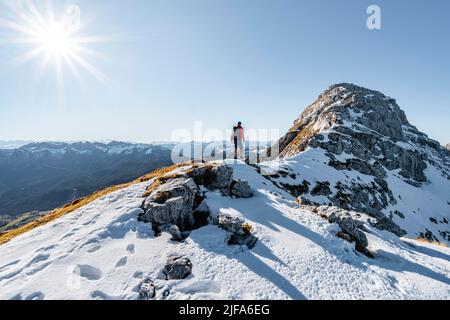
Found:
<box><xmin>163</xmin><ymin>224</ymin><xmax>190</xmax><ymax>242</ymax></box>
<box><xmin>218</xmin><ymin>213</ymin><xmax>258</xmax><ymax>249</ymax></box>
<box><xmin>228</xmin><ymin>233</ymin><xmax>258</xmax><ymax>249</ymax></box>
<box><xmin>140</xmin><ymin>178</ymin><xmax>201</xmax><ymax>231</ymax></box>
<box><xmin>190</xmin><ymin>165</ymin><xmax>233</xmax><ymax>190</ymax></box>
<box><xmin>163</xmin><ymin>256</ymin><xmax>193</xmax><ymax>280</ymax></box>
<box><xmin>328</xmin><ymin>212</ymin><xmax>369</xmax><ymax>249</ymax></box>
<box><xmin>218</xmin><ymin>213</ymin><xmax>246</xmax><ymax>235</ymax></box>
<box><xmin>139</xmin><ymin>277</ymin><xmax>155</xmax><ymax>300</ymax></box>
<box><xmin>230</xmin><ymin>180</ymin><xmax>253</xmax><ymax>198</ymax></box>
<box><xmin>211</xmin><ymin>165</ymin><xmax>234</xmax><ymax>189</ymax></box>
<box><xmin>368</xmin><ymin>217</ymin><xmax>407</xmax><ymax>237</ymax></box>
<box><xmin>296</xmin><ymin>196</ymin><xmax>312</xmax><ymax>206</ymax></box>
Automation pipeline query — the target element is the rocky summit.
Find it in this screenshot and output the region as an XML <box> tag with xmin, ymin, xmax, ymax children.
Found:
<box><xmin>264</xmin><ymin>83</ymin><xmax>450</xmax><ymax>243</ymax></box>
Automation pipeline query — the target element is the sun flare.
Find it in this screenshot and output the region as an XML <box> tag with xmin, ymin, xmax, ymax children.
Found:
<box><xmin>0</xmin><ymin>1</ymin><xmax>110</xmax><ymax>85</ymax></box>
<box><xmin>37</xmin><ymin>23</ymin><xmax>72</xmax><ymax>56</ymax></box>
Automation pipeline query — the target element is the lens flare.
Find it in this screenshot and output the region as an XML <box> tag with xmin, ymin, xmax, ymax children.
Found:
<box><xmin>38</xmin><ymin>23</ymin><xmax>71</xmax><ymax>55</ymax></box>
<box><xmin>0</xmin><ymin>1</ymin><xmax>111</xmax><ymax>85</ymax></box>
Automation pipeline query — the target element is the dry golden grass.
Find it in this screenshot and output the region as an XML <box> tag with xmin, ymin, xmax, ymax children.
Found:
<box><xmin>141</xmin><ymin>162</ymin><xmax>213</xmax><ymax>197</ymax></box>
<box><xmin>242</xmin><ymin>222</ymin><xmax>253</xmax><ymax>235</ymax></box>
<box><xmin>141</xmin><ymin>163</ymin><xmax>195</xmax><ymax>197</ymax></box>
<box><xmin>282</xmin><ymin>123</ymin><xmax>319</xmax><ymax>156</ymax></box>
<box><xmin>415</xmin><ymin>237</ymin><xmax>448</xmax><ymax>248</ymax></box>
<box><xmin>0</xmin><ymin>162</ymin><xmax>192</xmax><ymax>246</ymax></box>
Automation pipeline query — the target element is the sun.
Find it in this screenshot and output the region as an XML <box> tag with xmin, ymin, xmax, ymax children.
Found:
<box><xmin>0</xmin><ymin>1</ymin><xmax>110</xmax><ymax>85</ymax></box>
<box><xmin>37</xmin><ymin>22</ymin><xmax>72</xmax><ymax>56</ymax></box>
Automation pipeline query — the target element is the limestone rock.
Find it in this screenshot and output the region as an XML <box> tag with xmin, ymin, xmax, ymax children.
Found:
<box><xmin>296</xmin><ymin>196</ymin><xmax>311</xmax><ymax>206</ymax></box>
<box><xmin>218</xmin><ymin>213</ymin><xmax>246</xmax><ymax>235</ymax></box>
<box><xmin>228</xmin><ymin>233</ymin><xmax>258</xmax><ymax>249</ymax></box>
<box><xmin>230</xmin><ymin>180</ymin><xmax>253</xmax><ymax>198</ymax></box>
<box><xmin>163</xmin><ymin>256</ymin><xmax>193</xmax><ymax>280</ymax></box>
<box><xmin>139</xmin><ymin>277</ymin><xmax>155</xmax><ymax>300</ymax></box>
<box><xmin>190</xmin><ymin>165</ymin><xmax>233</xmax><ymax>190</ymax></box>
<box><xmin>218</xmin><ymin>213</ymin><xmax>258</xmax><ymax>249</ymax></box>
<box><xmin>140</xmin><ymin>178</ymin><xmax>201</xmax><ymax>232</ymax></box>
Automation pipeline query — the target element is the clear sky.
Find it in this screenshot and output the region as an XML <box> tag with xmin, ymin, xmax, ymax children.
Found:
<box><xmin>0</xmin><ymin>0</ymin><xmax>449</xmax><ymax>144</ymax></box>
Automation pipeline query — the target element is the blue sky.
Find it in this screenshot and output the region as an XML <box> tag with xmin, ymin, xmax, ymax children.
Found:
<box><xmin>0</xmin><ymin>0</ymin><xmax>449</xmax><ymax>143</ymax></box>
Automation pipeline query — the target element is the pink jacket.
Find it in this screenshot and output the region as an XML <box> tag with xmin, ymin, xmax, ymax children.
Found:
<box><xmin>232</xmin><ymin>127</ymin><xmax>245</xmax><ymax>142</ymax></box>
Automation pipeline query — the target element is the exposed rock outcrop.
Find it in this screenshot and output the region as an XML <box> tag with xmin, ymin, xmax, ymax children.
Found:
<box><xmin>139</xmin><ymin>277</ymin><xmax>156</xmax><ymax>300</ymax></box>
<box><xmin>163</xmin><ymin>256</ymin><xmax>193</xmax><ymax>280</ymax></box>
<box><xmin>218</xmin><ymin>213</ymin><xmax>258</xmax><ymax>249</ymax></box>
<box><xmin>139</xmin><ymin>178</ymin><xmax>203</xmax><ymax>232</ymax></box>
<box><xmin>305</xmin><ymin>205</ymin><xmax>376</xmax><ymax>257</ymax></box>
<box><xmin>230</xmin><ymin>180</ymin><xmax>253</xmax><ymax>198</ymax></box>
<box><xmin>139</xmin><ymin>163</ymin><xmax>256</xmax><ymax>248</ymax></box>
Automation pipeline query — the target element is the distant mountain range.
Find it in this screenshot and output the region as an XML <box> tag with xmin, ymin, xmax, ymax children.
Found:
<box><xmin>0</xmin><ymin>140</ymin><xmax>33</xmax><ymax>149</ymax></box>
<box><xmin>0</xmin><ymin>141</ymin><xmax>176</xmax><ymax>228</ymax></box>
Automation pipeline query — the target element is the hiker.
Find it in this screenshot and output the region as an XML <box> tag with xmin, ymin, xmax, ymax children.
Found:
<box><xmin>231</xmin><ymin>122</ymin><xmax>245</xmax><ymax>160</ymax></box>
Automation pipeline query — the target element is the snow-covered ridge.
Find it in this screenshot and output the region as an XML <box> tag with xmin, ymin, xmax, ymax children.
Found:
<box><xmin>1</xmin><ymin>84</ymin><xmax>449</xmax><ymax>300</ymax></box>
<box><xmin>0</xmin><ymin>161</ymin><xmax>449</xmax><ymax>300</ymax></box>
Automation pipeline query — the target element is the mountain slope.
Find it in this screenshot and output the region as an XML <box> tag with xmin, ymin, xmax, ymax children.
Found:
<box><xmin>267</xmin><ymin>83</ymin><xmax>450</xmax><ymax>244</ymax></box>
<box><xmin>0</xmin><ymin>161</ymin><xmax>449</xmax><ymax>300</ymax></box>
<box><xmin>1</xmin><ymin>84</ymin><xmax>449</xmax><ymax>300</ymax></box>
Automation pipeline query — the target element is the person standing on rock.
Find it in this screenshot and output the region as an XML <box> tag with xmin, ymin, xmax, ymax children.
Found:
<box><xmin>231</xmin><ymin>122</ymin><xmax>245</xmax><ymax>160</ymax></box>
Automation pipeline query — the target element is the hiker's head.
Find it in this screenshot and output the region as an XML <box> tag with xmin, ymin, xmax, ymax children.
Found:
<box><xmin>238</xmin><ymin>122</ymin><xmax>242</xmax><ymax>127</ymax></box>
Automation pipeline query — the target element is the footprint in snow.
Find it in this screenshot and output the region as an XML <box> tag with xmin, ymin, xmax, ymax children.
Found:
<box><xmin>75</xmin><ymin>264</ymin><xmax>103</xmax><ymax>281</ymax></box>
<box><xmin>25</xmin><ymin>291</ymin><xmax>45</xmax><ymax>300</ymax></box>
<box><xmin>59</xmin><ymin>232</ymin><xmax>76</xmax><ymax>241</ymax></box>
<box><xmin>37</xmin><ymin>245</ymin><xmax>57</xmax><ymax>253</ymax></box>
<box><xmin>178</xmin><ymin>281</ymin><xmax>222</xmax><ymax>295</ymax></box>
<box><xmin>115</xmin><ymin>257</ymin><xmax>128</xmax><ymax>268</ymax></box>
<box><xmin>0</xmin><ymin>260</ymin><xmax>21</xmax><ymax>272</ymax></box>
<box><xmin>25</xmin><ymin>254</ymin><xmax>50</xmax><ymax>268</ymax></box>
<box><xmin>90</xmin><ymin>290</ymin><xmax>119</xmax><ymax>300</ymax></box>
<box><xmin>26</xmin><ymin>261</ymin><xmax>52</xmax><ymax>276</ymax></box>
<box><xmin>87</xmin><ymin>245</ymin><xmax>101</xmax><ymax>253</ymax></box>
<box><xmin>126</xmin><ymin>244</ymin><xmax>135</xmax><ymax>255</ymax></box>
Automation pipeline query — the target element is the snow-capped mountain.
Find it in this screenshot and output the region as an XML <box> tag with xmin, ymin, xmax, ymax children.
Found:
<box><xmin>0</xmin><ymin>141</ymin><xmax>175</xmax><ymax>157</ymax></box>
<box><xmin>445</xmin><ymin>143</ymin><xmax>450</xmax><ymax>151</ymax></box>
<box><xmin>0</xmin><ymin>140</ymin><xmax>32</xmax><ymax>149</ymax></box>
<box><xmin>0</xmin><ymin>84</ymin><xmax>449</xmax><ymax>300</ymax></box>
<box><xmin>266</xmin><ymin>83</ymin><xmax>450</xmax><ymax>243</ymax></box>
